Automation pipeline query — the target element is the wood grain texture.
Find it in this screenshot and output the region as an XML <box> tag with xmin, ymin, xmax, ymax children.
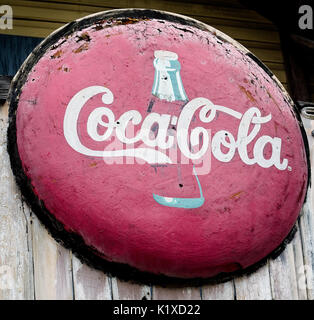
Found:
<box><xmin>202</xmin><ymin>282</ymin><xmax>235</xmax><ymax>300</ymax></box>
<box><xmin>0</xmin><ymin>104</ymin><xmax>34</xmax><ymax>299</ymax></box>
<box><xmin>72</xmin><ymin>256</ymin><xmax>111</xmax><ymax>300</ymax></box>
<box><xmin>234</xmin><ymin>264</ymin><xmax>272</xmax><ymax>300</ymax></box>
<box><xmin>269</xmin><ymin>243</ymin><xmax>299</xmax><ymax>300</ymax></box>
<box><xmin>152</xmin><ymin>286</ymin><xmax>201</xmax><ymax>300</ymax></box>
<box><xmin>32</xmin><ymin>215</ymin><xmax>73</xmax><ymax>300</ymax></box>
<box><xmin>112</xmin><ymin>278</ymin><xmax>151</xmax><ymax>300</ymax></box>
<box><xmin>293</xmin><ymin>221</ymin><xmax>308</xmax><ymax>300</ymax></box>
<box><xmin>299</xmin><ymin>117</ymin><xmax>314</xmax><ymax>299</ymax></box>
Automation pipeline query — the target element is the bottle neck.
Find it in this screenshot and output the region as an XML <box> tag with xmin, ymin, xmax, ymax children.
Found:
<box><xmin>152</xmin><ymin>58</ymin><xmax>188</xmax><ymax>102</ymax></box>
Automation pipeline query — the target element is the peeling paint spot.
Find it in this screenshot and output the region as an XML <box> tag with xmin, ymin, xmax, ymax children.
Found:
<box><xmin>50</xmin><ymin>39</ymin><xmax>66</xmax><ymax>50</ymax></box>
<box><xmin>171</xmin><ymin>24</ymin><xmax>193</xmax><ymax>34</ymax></box>
<box><xmin>93</xmin><ymin>17</ymin><xmax>149</xmax><ymax>31</ymax></box>
<box><xmin>94</xmin><ymin>24</ymin><xmax>104</xmax><ymax>31</ymax></box>
<box><xmin>76</xmin><ymin>32</ymin><xmax>91</xmax><ymax>42</ymax></box>
<box><xmin>73</xmin><ymin>43</ymin><xmax>89</xmax><ymax>53</ymax></box>
<box><xmin>57</xmin><ymin>66</ymin><xmax>70</xmax><ymax>72</ymax></box>
<box><xmin>26</xmin><ymin>99</ymin><xmax>37</xmax><ymax>105</ymax></box>
<box><xmin>50</xmin><ymin>50</ymin><xmax>63</xmax><ymax>59</ymax></box>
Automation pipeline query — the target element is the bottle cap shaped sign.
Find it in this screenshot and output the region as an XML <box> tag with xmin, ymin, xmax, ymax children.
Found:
<box><xmin>7</xmin><ymin>9</ymin><xmax>309</xmax><ymax>284</ymax></box>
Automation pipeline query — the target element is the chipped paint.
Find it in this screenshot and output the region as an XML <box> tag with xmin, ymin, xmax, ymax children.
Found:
<box><xmin>50</xmin><ymin>50</ymin><xmax>63</xmax><ymax>59</ymax></box>
<box><xmin>72</xmin><ymin>43</ymin><xmax>89</xmax><ymax>53</ymax></box>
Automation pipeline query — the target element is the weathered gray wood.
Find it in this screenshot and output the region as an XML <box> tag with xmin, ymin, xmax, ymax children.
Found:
<box><xmin>32</xmin><ymin>215</ymin><xmax>73</xmax><ymax>299</ymax></box>
<box><xmin>299</xmin><ymin>117</ymin><xmax>314</xmax><ymax>299</ymax></box>
<box><xmin>202</xmin><ymin>281</ymin><xmax>235</xmax><ymax>300</ymax></box>
<box><xmin>299</xmin><ymin>201</ymin><xmax>314</xmax><ymax>300</ymax></box>
<box><xmin>0</xmin><ymin>104</ymin><xmax>34</xmax><ymax>299</ymax></box>
<box><xmin>152</xmin><ymin>286</ymin><xmax>201</xmax><ymax>300</ymax></box>
<box><xmin>292</xmin><ymin>221</ymin><xmax>308</xmax><ymax>300</ymax></box>
<box><xmin>72</xmin><ymin>256</ymin><xmax>111</xmax><ymax>300</ymax></box>
<box><xmin>112</xmin><ymin>278</ymin><xmax>151</xmax><ymax>300</ymax></box>
<box><xmin>234</xmin><ymin>264</ymin><xmax>272</xmax><ymax>300</ymax></box>
<box><xmin>269</xmin><ymin>243</ymin><xmax>298</xmax><ymax>300</ymax></box>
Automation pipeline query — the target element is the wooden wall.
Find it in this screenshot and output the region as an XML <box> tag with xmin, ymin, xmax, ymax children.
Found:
<box><xmin>0</xmin><ymin>0</ymin><xmax>313</xmax><ymax>300</ymax></box>
<box><xmin>1</xmin><ymin>0</ymin><xmax>288</xmax><ymax>89</ymax></box>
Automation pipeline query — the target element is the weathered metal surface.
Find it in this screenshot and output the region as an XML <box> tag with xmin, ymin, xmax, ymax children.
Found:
<box><xmin>7</xmin><ymin>9</ymin><xmax>308</xmax><ymax>283</ymax></box>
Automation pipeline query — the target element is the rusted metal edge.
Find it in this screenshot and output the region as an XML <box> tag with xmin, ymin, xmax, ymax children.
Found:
<box><xmin>6</xmin><ymin>8</ymin><xmax>310</xmax><ymax>287</ymax></box>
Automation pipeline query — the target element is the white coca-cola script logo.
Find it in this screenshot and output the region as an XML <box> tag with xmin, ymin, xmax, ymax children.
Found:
<box><xmin>63</xmin><ymin>86</ymin><xmax>288</xmax><ymax>171</ymax></box>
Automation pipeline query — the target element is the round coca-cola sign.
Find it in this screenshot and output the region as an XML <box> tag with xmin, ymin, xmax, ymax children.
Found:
<box><xmin>8</xmin><ymin>9</ymin><xmax>309</xmax><ymax>283</ymax></box>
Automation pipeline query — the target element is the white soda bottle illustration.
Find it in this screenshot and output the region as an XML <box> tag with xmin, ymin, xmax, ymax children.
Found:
<box><xmin>147</xmin><ymin>50</ymin><xmax>204</xmax><ymax>209</ymax></box>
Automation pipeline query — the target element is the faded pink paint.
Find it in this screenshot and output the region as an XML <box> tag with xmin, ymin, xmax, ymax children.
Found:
<box><xmin>16</xmin><ymin>18</ymin><xmax>307</xmax><ymax>278</ymax></box>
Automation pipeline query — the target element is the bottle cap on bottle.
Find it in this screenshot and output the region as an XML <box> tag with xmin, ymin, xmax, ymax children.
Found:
<box><xmin>154</xmin><ymin>50</ymin><xmax>178</xmax><ymax>60</ymax></box>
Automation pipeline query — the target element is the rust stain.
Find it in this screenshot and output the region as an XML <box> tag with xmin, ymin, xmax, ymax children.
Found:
<box><xmin>89</xmin><ymin>162</ymin><xmax>98</xmax><ymax>167</ymax></box>
<box><xmin>230</xmin><ymin>191</ymin><xmax>244</xmax><ymax>199</ymax></box>
<box><xmin>73</xmin><ymin>43</ymin><xmax>89</xmax><ymax>54</ymax></box>
<box><xmin>51</xmin><ymin>50</ymin><xmax>63</xmax><ymax>59</ymax></box>
<box><xmin>58</xmin><ymin>66</ymin><xmax>70</xmax><ymax>72</ymax></box>
<box><xmin>266</xmin><ymin>89</ymin><xmax>282</xmax><ymax>113</ymax></box>
<box><xmin>239</xmin><ymin>85</ymin><xmax>257</xmax><ymax>103</ymax></box>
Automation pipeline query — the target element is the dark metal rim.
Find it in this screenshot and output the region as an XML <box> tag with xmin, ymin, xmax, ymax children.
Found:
<box><xmin>6</xmin><ymin>8</ymin><xmax>310</xmax><ymax>287</ymax></box>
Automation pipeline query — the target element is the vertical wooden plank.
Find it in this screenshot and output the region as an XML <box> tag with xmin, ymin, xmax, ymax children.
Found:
<box><xmin>234</xmin><ymin>264</ymin><xmax>272</xmax><ymax>300</ymax></box>
<box><xmin>292</xmin><ymin>221</ymin><xmax>308</xmax><ymax>300</ymax></box>
<box><xmin>152</xmin><ymin>286</ymin><xmax>201</xmax><ymax>300</ymax></box>
<box><xmin>299</xmin><ymin>117</ymin><xmax>314</xmax><ymax>299</ymax></box>
<box><xmin>112</xmin><ymin>278</ymin><xmax>151</xmax><ymax>300</ymax></box>
<box><xmin>269</xmin><ymin>243</ymin><xmax>299</xmax><ymax>300</ymax></box>
<box><xmin>0</xmin><ymin>103</ymin><xmax>34</xmax><ymax>299</ymax></box>
<box><xmin>32</xmin><ymin>215</ymin><xmax>74</xmax><ymax>300</ymax></box>
<box><xmin>72</xmin><ymin>256</ymin><xmax>112</xmax><ymax>300</ymax></box>
<box><xmin>299</xmin><ymin>201</ymin><xmax>314</xmax><ymax>300</ymax></box>
<box><xmin>202</xmin><ymin>281</ymin><xmax>235</xmax><ymax>300</ymax></box>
